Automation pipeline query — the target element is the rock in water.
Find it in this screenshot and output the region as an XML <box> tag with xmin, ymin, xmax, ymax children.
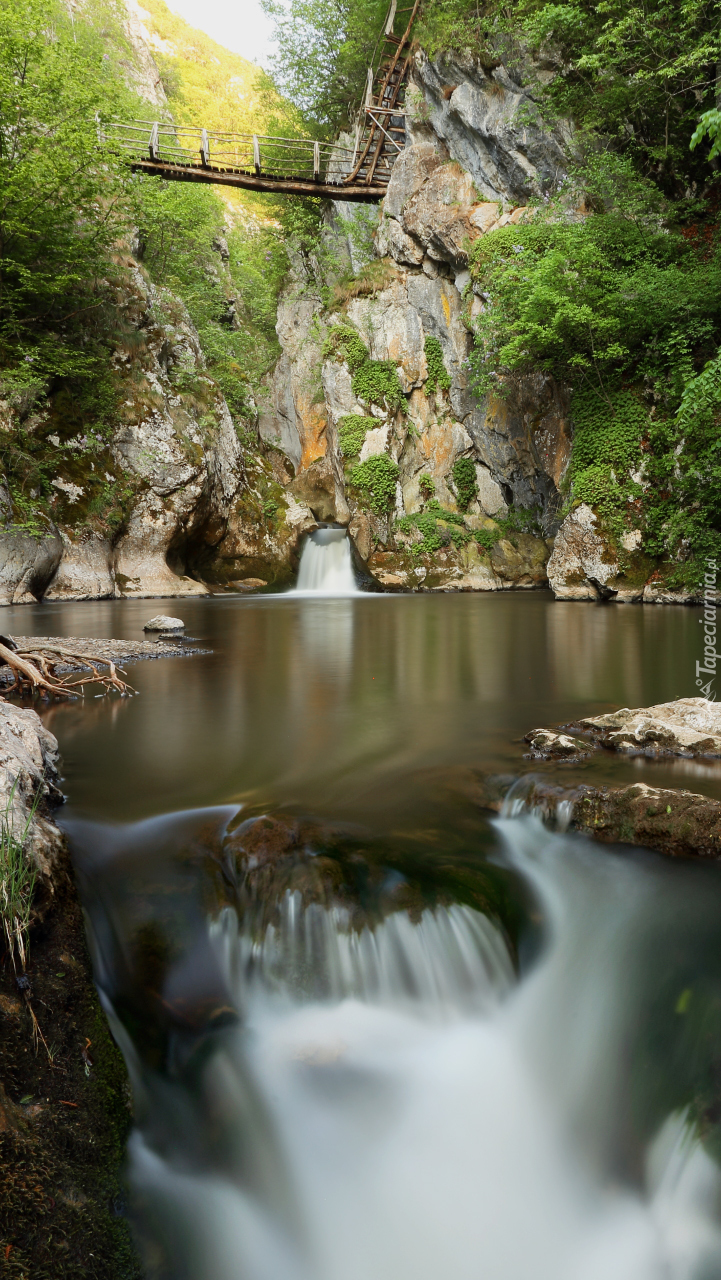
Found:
<box><xmin>143</xmin><ymin>614</ymin><xmax>185</xmax><ymax>632</ymax></box>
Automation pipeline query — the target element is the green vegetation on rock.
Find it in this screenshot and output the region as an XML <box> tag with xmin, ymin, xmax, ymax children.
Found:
<box><xmin>348</xmin><ymin>454</ymin><xmax>399</xmax><ymax>514</ymax></box>
<box><xmin>324</xmin><ymin>325</ymin><xmax>407</xmax><ymax>412</ymax></box>
<box><xmin>451</xmin><ymin>458</ymin><xmax>478</xmax><ymax>511</ymax></box>
<box><xmin>338</xmin><ymin>414</ymin><xmax>376</xmax><ymax>457</ymax></box>
<box><xmin>397</xmin><ymin>500</ymin><xmax>473</xmax><ymax>558</ymax></box>
<box><xmin>424</xmin><ymin>336</ymin><xmax>452</xmax><ymax>396</ymax></box>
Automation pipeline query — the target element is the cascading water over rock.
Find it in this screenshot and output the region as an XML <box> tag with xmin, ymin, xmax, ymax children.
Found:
<box><xmin>294</xmin><ymin>528</ymin><xmax>358</xmax><ymax>594</ymax></box>
<box><xmin>72</xmin><ymin>801</ymin><xmax>721</xmax><ymax>1280</ymax></box>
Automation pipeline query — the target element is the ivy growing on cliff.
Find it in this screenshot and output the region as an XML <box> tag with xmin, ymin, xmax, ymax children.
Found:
<box><xmin>424</xmin><ymin>337</ymin><xmax>452</xmax><ymax>396</ymax></box>
<box><xmin>323</xmin><ymin>324</ymin><xmax>407</xmax><ymax>412</ymax></box>
<box><xmin>565</xmin><ymin>389</ymin><xmax>645</xmax><ymax>536</ymax></box>
<box><xmin>451</xmin><ymin>458</ymin><xmax>478</xmax><ymax>511</ymax></box>
<box><xmin>348</xmin><ymin>454</ymin><xmax>399</xmax><ymax>514</ymax></box>
<box><xmin>338</xmin><ymin>414</ymin><xmax>376</xmax><ymax>457</ymax></box>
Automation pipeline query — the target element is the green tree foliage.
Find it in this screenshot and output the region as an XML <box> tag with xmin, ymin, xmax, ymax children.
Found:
<box><xmin>0</xmin><ymin>0</ymin><xmax>133</xmax><ymax>387</ymax></box>
<box><xmin>129</xmin><ymin>176</ymin><xmax>287</xmax><ymax>407</ymax></box>
<box><xmin>260</xmin><ymin>0</ymin><xmax>391</xmax><ymax>131</ymax></box>
<box><xmin>418</xmin><ymin>0</ymin><xmax>719</xmax><ymax>198</ymax></box>
<box><xmin>643</xmin><ymin>353</ymin><xmax>721</xmax><ymax>576</ymax></box>
<box><xmin>469</xmin><ymin>216</ymin><xmax>721</xmax><ymax>403</ymax></box>
<box><xmin>512</xmin><ymin>0</ymin><xmax>719</xmax><ymax>196</ymax></box>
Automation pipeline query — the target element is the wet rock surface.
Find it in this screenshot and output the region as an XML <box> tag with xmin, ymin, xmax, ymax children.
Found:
<box><xmin>525</xmin><ymin>699</ymin><xmax>721</xmax><ymax>760</ymax></box>
<box><xmin>0</xmin><ymin>711</ymin><xmax>140</xmax><ymax>1276</ymax></box>
<box><xmin>0</xmin><ymin>702</ymin><xmax>67</xmax><ymax>915</ymax></box>
<box><xmin>569</xmin><ymin>698</ymin><xmax>721</xmax><ymax>758</ymax></box>
<box><xmin>523</xmin><ymin>729</ymin><xmax>593</xmax><ymax>760</ymax></box>
<box><xmin>475</xmin><ymin>774</ymin><xmax>721</xmax><ymax>862</ymax></box>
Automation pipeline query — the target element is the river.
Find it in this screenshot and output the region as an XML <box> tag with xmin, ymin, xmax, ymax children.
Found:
<box><xmin>2</xmin><ymin>586</ymin><xmax>721</xmax><ymax>1279</ymax></box>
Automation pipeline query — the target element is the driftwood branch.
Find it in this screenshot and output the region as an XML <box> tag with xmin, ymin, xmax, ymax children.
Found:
<box><xmin>0</xmin><ymin>641</ymin><xmax>136</xmax><ymax>701</ymax></box>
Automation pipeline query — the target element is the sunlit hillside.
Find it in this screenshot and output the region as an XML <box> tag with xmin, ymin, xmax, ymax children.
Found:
<box><xmin>134</xmin><ymin>0</ymin><xmax>297</xmax><ymax>139</ymax></box>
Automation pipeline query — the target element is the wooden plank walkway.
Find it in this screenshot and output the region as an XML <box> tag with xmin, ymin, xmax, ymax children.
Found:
<box><xmin>107</xmin><ymin>123</ymin><xmax>388</xmax><ymax>200</ymax></box>
<box><xmin>105</xmin><ymin>1</ymin><xmax>420</xmax><ymax>202</ymax></box>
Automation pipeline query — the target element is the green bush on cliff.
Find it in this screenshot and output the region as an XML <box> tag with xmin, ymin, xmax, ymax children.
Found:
<box><xmin>338</xmin><ymin>414</ymin><xmax>376</xmax><ymax>457</ymax></box>
<box><xmin>474</xmin><ymin>527</ymin><xmax>502</xmax><ymax>553</ymax></box>
<box><xmin>324</xmin><ymin>324</ymin><xmax>407</xmax><ymax>412</ymax></box>
<box><xmin>469</xmin><ymin>216</ymin><xmax>721</xmax><ymax>402</ymax></box>
<box><xmin>348</xmin><ymin>454</ymin><xmax>399</xmax><ymax>514</ymax></box>
<box><xmin>396</xmin><ymin>504</ymin><xmax>472</xmax><ymax>557</ymax></box>
<box><xmin>424</xmin><ymin>336</ymin><xmax>452</xmax><ymax>396</ymax></box>
<box><xmin>451</xmin><ymin>458</ymin><xmax>478</xmax><ymax>511</ymax></box>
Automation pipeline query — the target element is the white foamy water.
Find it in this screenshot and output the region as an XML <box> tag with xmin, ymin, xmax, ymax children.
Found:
<box><xmin>123</xmin><ymin>819</ymin><xmax>721</xmax><ymax>1280</ymax></box>
<box><xmin>294</xmin><ymin>528</ymin><xmax>358</xmax><ymax>595</ymax></box>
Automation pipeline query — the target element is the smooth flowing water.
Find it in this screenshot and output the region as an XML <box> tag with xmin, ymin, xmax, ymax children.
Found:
<box><xmin>294</xmin><ymin>529</ymin><xmax>358</xmax><ymax>595</ymax></box>
<box><xmin>3</xmin><ymin>587</ymin><xmax>721</xmax><ymax>1279</ymax></box>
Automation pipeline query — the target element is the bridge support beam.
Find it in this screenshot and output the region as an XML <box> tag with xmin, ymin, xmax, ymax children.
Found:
<box><xmin>130</xmin><ymin>159</ymin><xmax>386</xmax><ymax>203</ymax></box>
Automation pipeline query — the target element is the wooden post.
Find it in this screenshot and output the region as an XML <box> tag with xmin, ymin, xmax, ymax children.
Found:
<box><xmin>200</xmin><ymin>128</ymin><xmax>210</xmax><ymax>167</ymax></box>
<box><xmin>253</xmin><ymin>135</ymin><xmax>261</xmax><ymax>175</ymax></box>
<box><xmin>365</xmin><ymin>67</ymin><xmax>374</xmax><ymax>107</ymax></box>
<box><xmin>149</xmin><ymin>121</ymin><xmax>159</xmax><ymax>161</ymax></box>
<box><xmin>313</xmin><ymin>140</ymin><xmax>320</xmax><ymax>179</ymax></box>
<box><xmin>384</xmin><ymin>0</ymin><xmax>397</xmax><ymax>35</ymax></box>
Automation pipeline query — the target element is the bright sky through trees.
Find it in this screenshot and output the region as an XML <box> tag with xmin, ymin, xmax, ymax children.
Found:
<box><xmin>162</xmin><ymin>0</ymin><xmax>275</xmax><ymax>64</ymax></box>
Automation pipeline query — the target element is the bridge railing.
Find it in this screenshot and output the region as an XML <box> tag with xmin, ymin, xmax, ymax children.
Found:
<box><xmin>106</xmin><ymin>120</ymin><xmax>356</xmax><ymax>183</ymax></box>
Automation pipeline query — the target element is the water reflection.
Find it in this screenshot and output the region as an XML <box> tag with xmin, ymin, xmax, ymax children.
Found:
<box><xmin>0</xmin><ymin>592</ymin><xmax>717</xmax><ymax>822</ymax></box>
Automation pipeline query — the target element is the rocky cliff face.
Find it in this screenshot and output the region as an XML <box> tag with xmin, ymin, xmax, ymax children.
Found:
<box><xmin>259</xmin><ymin>56</ymin><xmax>573</xmax><ymax>592</ymax></box>
<box><xmin>1</xmin><ymin>28</ymin><xmax>690</xmax><ymax>602</ymax></box>
<box><xmin>0</xmin><ymin>248</ymin><xmax>320</xmax><ymax>604</ymax></box>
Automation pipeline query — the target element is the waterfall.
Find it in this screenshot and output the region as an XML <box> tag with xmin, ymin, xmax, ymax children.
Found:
<box><xmin>294</xmin><ymin>528</ymin><xmax>357</xmax><ymax>594</ymax></box>
<box><xmin>80</xmin><ymin>809</ymin><xmax>721</xmax><ymax>1280</ymax></box>
<box><xmin>210</xmin><ymin>898</ymin><xmax>515</xmax><ymax>1012</ymax></box>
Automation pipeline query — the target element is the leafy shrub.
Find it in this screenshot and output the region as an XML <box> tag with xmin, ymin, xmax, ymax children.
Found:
<box><xmin>322</xmin><ymin>325</ymin><xmax>369</xmax><ymax>372</ymax></box>
<box><xmin>424</xmin><ymin>336</ymin><xmax>452</xmax><ymax>396</ymax></box>
<box><xmin>474</xmin><ymin>527</ymin><xmax>502</xmax><ymax>553</ymax></box>
<box><xmin>338</xmin><ymin>414</ymin><xmax>376</xmax><ymax>457</ymax></box>
<box><xmin>324</xmin><ymin>324</ymin><xmax>407</xmax><ymax>412</ymax></box>
<box><xmin>348</xmin><ymin>454</ymin><xmax>399</xmax><ymax>513</ymax></box>
<box><xmin>451</xmin><ymin>457</ymin><xmax>478</xmax><ymax>510</ymax></box>
<box><xmin>352</xmin><ymin>360</ymin><xmax>407</xmax><ymax>412</ymax></box>
<box><xmin>419</xmin><ymin>473</ymin><xmax>435</xmax><ymax>500</ymax></box>
<box><xmin>469</xmin><ymin>217</ymin><xmax>721</xmax><ymax>401</ymax></box>
<box><xmin>396</xmin><ymin>505</ymin><xmax>472</xmax><ymax>557</ymax></box>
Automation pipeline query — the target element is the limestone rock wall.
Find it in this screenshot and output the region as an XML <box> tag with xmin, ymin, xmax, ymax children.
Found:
<box><xmin>0</xmin><ymin>252</ymin><xmax>316</xmax><ymax>604</ymax></box>
<box><xmin>260</xmin><ymin>72</ymin><xmax>574</xmax><ymax>591</ymax></box>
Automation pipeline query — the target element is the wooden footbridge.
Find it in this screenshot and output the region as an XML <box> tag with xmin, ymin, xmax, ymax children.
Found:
<box><xmin>106</xmin><ymin>0</ymin><xmax>420</xmax><ymax>202</ymax></box>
